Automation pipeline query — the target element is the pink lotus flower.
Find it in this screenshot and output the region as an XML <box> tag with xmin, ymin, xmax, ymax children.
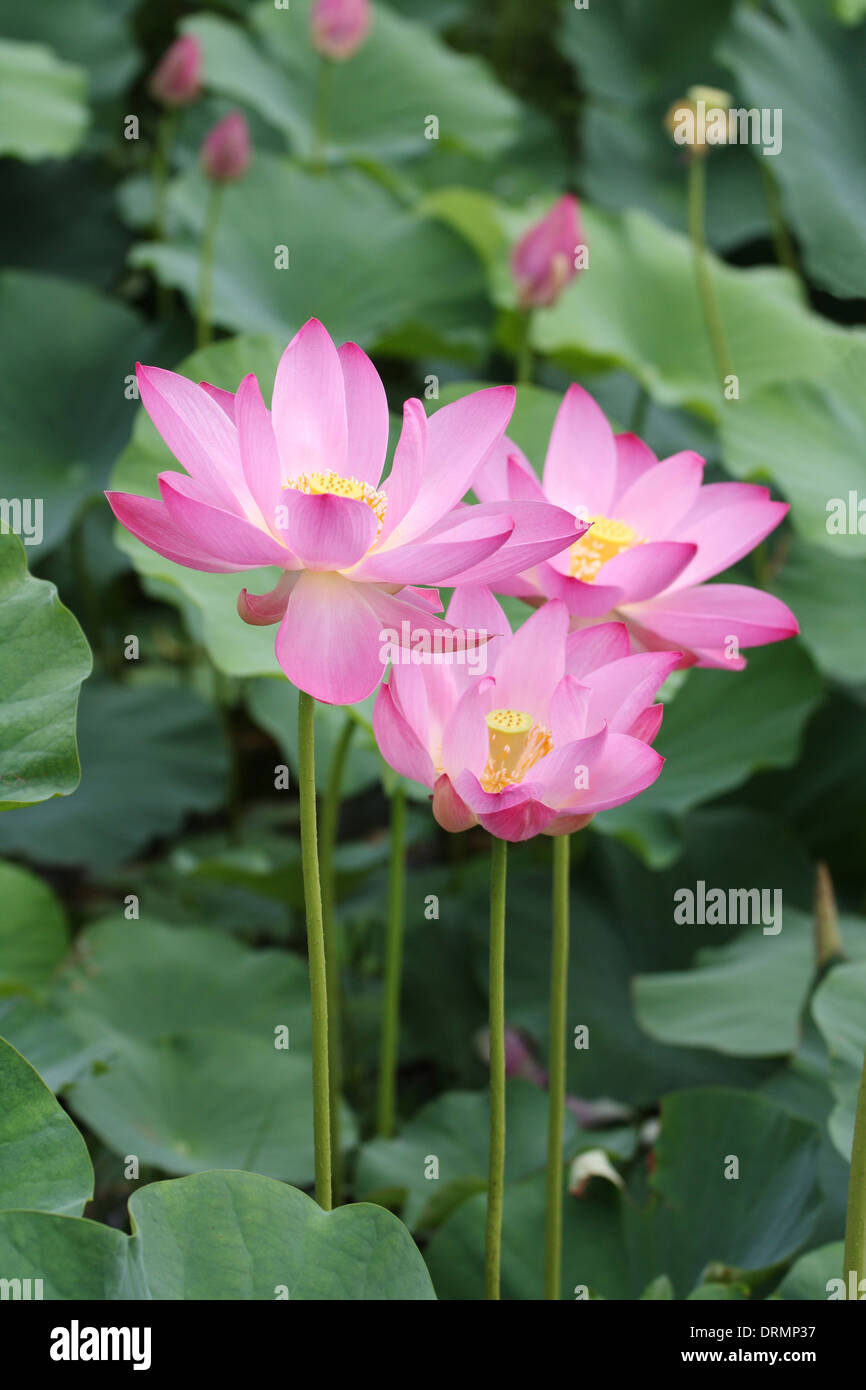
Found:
<box><xmin>472</xmin><ymin>384</ymin><xmax>798</xmax><ymax>669</ymax></box>
<box><xmin>107</xmin><ymin>320</ymin><xmax>584</xmax><ymax>705</ymax></box>
<box><xmin>201</xmin><ymin>110</ymin><xmax>251</xmax><ymax>183</ymax></box>
<box><xmin>511</xmin><ymin>195</ymin><xmax>583</xmax><ymax>309</ymax></box>
<box><xmin>311</xmin><ymin>0</ymin><xmax>372</xmax><ymax>61</ymax></box>
<box><xmin>373</xmin><ymin>587</ymin><xmax>679</xmax><ymax>842</ymax></box>
<box><xmin>149</xmin><ymin>35</ymin><xmax>202</xmax><ymax>107</ymax></box>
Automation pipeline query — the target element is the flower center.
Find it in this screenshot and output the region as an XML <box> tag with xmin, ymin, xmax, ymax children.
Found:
<box><xmin>480</xmin><ymin>708</ymin><xmax>553</xmax><ymax>794</ymax></box>
<box><xmin>283</xmin><ymin>470</ymin><xmax>387</xmax><ymax>534</ymax></box>
<box><xmin>569</xmin><ymin>515</ymin><xmax>644</xmax><ymax>582</ymax></box>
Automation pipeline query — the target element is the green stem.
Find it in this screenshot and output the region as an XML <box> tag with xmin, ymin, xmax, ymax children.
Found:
<box><xmin>312</xmin><ymin>56</ymin><xmax>334</xmax><ymax>169</ymax></box>
<box><xmin>515</xmin><ymin>309</ymin><xmax>534</xmax><ymax>385</ymax></box>
<box><xmin>485</xmin><ymin>835</ymin><xmax>508</xmax><ymax>1300</ymax></box>
<box><xmin>196</xmin><ymin>182</ymin><xmax>223</xmax><ymax>350</ymax></box>
<box><xmin>844</xmin><ymin>1048</ymin><xmax>866</xmax><ymax>1295</ymax></box>
<box><xmin>687</xmin><ymin>156</ymin><xmax>732</xmax><ymax>394</ymax></box>
<box><xmin>759</xmin><ymin>160</ymin><xmax>800</xmax><ymax>279</ymax></box>
<box><xmin>297</xmin><ymin>690</ymin><xmax>332</xmax><ymax>1210</ymax></box>
<box><xmin>376</xmin><ymin>783</ymin><xmax>407</xmax><ymax>1138</ymax></box>
<box><xmin>544</xmin><ymin>833</ymin><xmax>570</xmax><ymax>1300</ymax></box>
<box><xmin>320</xmin><ymin>714</ymin><xmax>356</xmax><ymax>1204</ymax></box>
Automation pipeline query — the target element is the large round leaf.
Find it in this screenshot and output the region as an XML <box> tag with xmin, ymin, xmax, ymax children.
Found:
<box><xmin>0</xmin><ymin>1171</ymin><xmax>436</xmax><ymax>1299</ymax></box>
<box><xmin>0</xmin><ymin>40</ymin><xmax>88</xmax><ymax>161</ymax></box>
<box><xmin>812</xmin><ymin>960</ymin><xmax>866</xmax><ymax>1160</ymax></box>
<box><xmin>0</xmin><ymin>1037</ymin><xmax>92</xmax><ymax>1215</ymax></box>
<box><xmin>0</xmin><ymin>679</ymin><xmax>229</xmax><ymax>866</ymax></box>
<box><xmin>131</xmin><ymin>156</ymin><xmax>488</xmax><ymax>352</ymax></box>
<box><xmin>0</xmin><ymin>533</ymin><xmax>91</xmax><ymax>811</ymax></box>
<box><xmin>184</xmin><ymin>1</ymin><xmax>520</xmax><ymax>164</ymax></box>
<box><xmin>0</xmin><ymin>861</ymin><xmax>68</xmax><ymax>995</ymax></box>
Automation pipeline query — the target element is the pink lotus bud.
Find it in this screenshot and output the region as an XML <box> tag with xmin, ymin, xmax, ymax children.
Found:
<box><xmin>310</xmin><ymin>0</ymin><xmax>373</xmax><ymax>62</ymax></box>
<box><xmin>149</xmin><ymin>35</ymin><xmax>202</xmax><ymax>108</ymax></box>
<box><xmin>510</xmin><ymin>194</ymin><xmax>584</xmax><ymax>309</ymax></box>
<box><xmin>201</xmin><ymin>111</ymin><xmax>251</xmax><ymax>183</ymax></box>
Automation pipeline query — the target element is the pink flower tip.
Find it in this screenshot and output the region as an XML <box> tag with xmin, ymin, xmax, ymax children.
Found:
<box><xmin>511</xmin><ymin>193</ymin><xmax>584</xmax><ymax>309</ymax></box>
<box><xmin>310</xmin><ymin>0</ymin><xmax>373</xmax><ymax>61</ymax></box>
<box><xmin>201</xmin><ymin>111</ymin><xmax>252</xmax><ymax>183</ymax></box>
<box><xmin>149</xmin><ymin>35</ymin><xmax>202</xmax><ymax>108</ymax></box>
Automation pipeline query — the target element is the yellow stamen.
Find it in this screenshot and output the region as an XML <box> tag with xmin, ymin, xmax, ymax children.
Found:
<box><xmin>569</xmin><ymin>515</ymin><xmax>644</xmax><ymax>582</ymax></box>
<box><xmin>480</xmin><ymin>708</ymin><xmax>553</xmax><ymax>794</ymax></box>
<box><xmin>283</xmin><ymin>470</ymin><xmax>387</xmax><ymax>534</ymax></box>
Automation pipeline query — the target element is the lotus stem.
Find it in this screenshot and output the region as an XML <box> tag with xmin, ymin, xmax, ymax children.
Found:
<box><xmin>844</xmin><ymin>1047</ymin><xmax>866</xmax><ymax>1295</ymax></box>
<box><xmin>298</xmin><ymin>689</ymin><xmax>332</xmax><ymax>1210</ymax></box>
<box><xmin>544</xmin><ymin>832</ymin><xmax>570</xmax><ymax>1299</ymax></box>
<box><xmin>320</xmin><ymin>713</ymin><xmax>355</xmax><ymax>1204</ymax></box>
<box><xmin>485</xmin><ymin>834</ymin><xmax>508</xmax><ymax>1299</ymax></box>
<box><xmin>687</xmin><ymin>155</ymin><xmax>732</xmax><ymax>395</ymax></box>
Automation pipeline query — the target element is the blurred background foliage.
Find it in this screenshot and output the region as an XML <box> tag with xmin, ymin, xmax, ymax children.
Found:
<box><xmin>0</xmin><ymin>0</ymin><xmax>864</xmax><ymax>1299</ymax></box>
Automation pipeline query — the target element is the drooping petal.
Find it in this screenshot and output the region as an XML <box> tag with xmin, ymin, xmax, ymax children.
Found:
<box><xmin>373</xmin><ymin>683</ymin><xmax>436</xmax><ymax>787</ymax></box>
<box><xmin>624</xmin><ymin>583</ymin><xmax>799</xmax><ymax>653</ymax></box>
<box><xmin>106</xmin><ymin>491</ymin><xmax>242</xmax><ymax>573</ymax></box>
<box><xmin>280</xmin><ymin>490</ymin><xmax>378</xmax><ymax>570</ymax></box>
<box><xmin>615</xmin><ymin>451</ymin><xmax>705</xmax><ymax>537</ymax></box>
<box><xmin>542</xmin><ymin>382</ymin><xmax>617</xmax><ymax>516</ymax></box>
<box><xmin>338</xmin><ymin>340</ymin><xmax>389</xmax><ymax>487</ymax></box>
<box><xmin>237</xmin><ymin>571</ymin><xmax>297</xmax><ymax>625</ymax></box>
<box><xmin>271</xmin><ymin>318</ymin><xmax>348</xmax><ymax>481</ymax></box>
<box><xmin>137</xmin><ymin>363</ymin><xmax>245</xmax><ymax>513</ymax></box>
<box><xmin>432</xmin><ymin>774</ymin><xmax>477</xmax><ymax>833</ymax></box>
<box><xmin>157</xmin><ymin>474</ymin><xmax>290</xmax><ymax>567</ymax></box>
<box><xmin>275</xmin><ymin>571</ymin><xmax>387</xmax><ymax>704</ymax></box>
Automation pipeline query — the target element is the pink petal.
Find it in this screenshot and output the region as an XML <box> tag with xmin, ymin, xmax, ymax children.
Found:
<box><xmin>542</xmin><ymin>383</ymin><xmax>617</xmax><ymax>516</ymax></box>
<box><xmin>472</xmin><ymin>437</ymin><xmax>542</xmax><ymax>504</ymax></box>
<box><xmin>442</xmin><ymin>499</ymin><xmax>584</xmax><ymax>588</ymax></box>
<box><xmin>581</xmin><ymin>651</ymin><xmax>681</xmax><ymax>734</ymax></box>
<box><xmin>667</xmin><ymin>498</ymin><xmax>789</xmax><ymax>589</ymax></box>
<box><xmin>280</xmin><ymin>490</ymin><xmax>378</xmax><ymax>570</ymax></box>
<box><xmin>338</xmin><ymin>341</ymin><xmax>389</xmax><ymax>487</ymax></box>
<box><xmin>565</xmin><ymin>622</ymin><xmax>631</xmax><ymax>676</ymax></box>
<box><xmin>613</xmin><ymin>432</ymin><xmax>658</xmax><ymax>495</ymax></box>
<box><xmin>137</xmin><ymin>363</ymin><xmax>246</xmax><ymax>513</ymax></box>
<box><xmin>628</xmin><ymin>703</ymin><xmax>664</xmax><ymax>743</ymax></box>
<box><xmin>548</xmin><ymin>674</ymin><xmax>591</xmax><ymax>745</ymax></box>
<box><xmin>539</xmin><ymin>727</ymin><xmax>664</xmax><ymax>813</ymax></box>
<box><xmin>615</xmin><ymin>451</ymin><xmax>705</xmax><ymax>537</ymax></box>
<box><xmin>199</xmin><ymin>381</ymin><xmax>236</xmax><ymax>420</ymax></box>
<box><xmin>106</xmin><ymin>491</ymin><xmax>241</xmax><ymax>573</ymax></box>
<box><xmin>389</xmin><ymin>386</ymin><xmax>515</xmax><ymax>544</ymax></box>
<box><xmin>235</xmin><ymin>373</ymin><xmax>284</xmax><ymax>535</ymax></box>
<box><xmin>625</xmin><ymin>583</ymin><xmax>799</xmax><ymax>652</ymax></box>
<box><xmin>275</xmin><ymin>572</ymin><xmax>387</xmax><ymax>705</ymax></box>
<box><xmin>595</xmin><ymin>540</ymin><xmax>697</xmax><ymax>602</ymax></box>
<box><xmin>432</xmin><ymin>775</ymin><xmax>477</xmax><ymax>833</ymax></box>
<box><xmin>445</xmin><ymin>585</ymin><xmax>512</xmax><ymax>642</ymax></box>
<box><xmin>158</xmin><ymin>474</ymin><xmax>289</xmax><ymax>567</ymax></box>
<box><xmin>237</xmin><ymin>571</ymin><xmax>297</xmax><ymax>625</ymax></box>
<box><xmin>440</xmin><ymin>678</ymin><xmax>495</xmax><ymax>782</ymax></box>
<box><xmin>490</xmin><ymin>599</ymin><xmax>569</xmax><ymax>719</ymax></box>
<box><xmin>373</xmin><ymin>683</ymin><xmax>436</xmax><ymax>787</ymax></box>
<box><xmin>378</xmin><ymin>398</ymin><xmax>426</xmax><ymax>543</ymax></box>
<box><xmin>271</xmin><ymin>318</ymin><xmax>348</xmax><ymax>481</ymax></box>
<box><xmin>540</xmin><ymin>566</ymin><xmax>625</xmax><ymax>618</ymax></box>
<box><xmin>453</xmin><ymin>773</ymin><xmax>556</xmax><ymax>842</ymax></box>
<box><xmin>356</xmin><ymin>510</ymin><xmax>514</xmax><ymax>585</ymax></box>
